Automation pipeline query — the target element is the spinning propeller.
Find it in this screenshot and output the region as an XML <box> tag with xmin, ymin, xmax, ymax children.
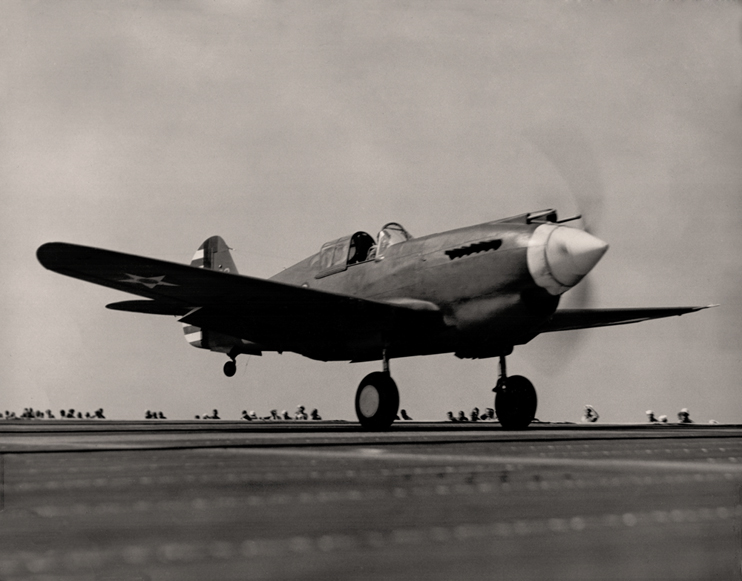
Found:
<box><xmin>525</xmin><ymin>125</ymin><xmax>607</xmax><ymax>370</ymax></box>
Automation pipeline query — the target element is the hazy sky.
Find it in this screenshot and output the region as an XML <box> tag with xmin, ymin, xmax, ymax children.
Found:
<box><xmin>3</xmin><ymin>1</ymin><xmax>741</xmax><ymax>422</ymax></box>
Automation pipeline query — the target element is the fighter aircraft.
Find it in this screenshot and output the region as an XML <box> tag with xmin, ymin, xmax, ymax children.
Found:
<box><xmin>36</xmin><ymin>209</ymin><xmax>711</xmax><ymax>430</ymax></box>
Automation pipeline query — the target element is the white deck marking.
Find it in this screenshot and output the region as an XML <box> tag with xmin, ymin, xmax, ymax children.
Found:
<box><xmin>219</xmin><ymin>447</ymin><xmax>742</xmax><ymax>474</ymax></box>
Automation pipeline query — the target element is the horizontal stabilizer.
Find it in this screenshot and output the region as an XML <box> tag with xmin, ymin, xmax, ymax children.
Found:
<box><xmin>541</xmin><ymin>305</ymin><xmax>717</xmax><ymax>333</ymax></box>
<box><xmin>106</xmin><ymin>300</ymin><xmax>190</xmax><ymax>316</ymax></box>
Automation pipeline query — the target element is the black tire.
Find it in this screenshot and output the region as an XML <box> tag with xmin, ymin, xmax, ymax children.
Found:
<box><xmin>355</xmin><ymin>372</ymin><xmax>399</xmax><ymax>430</ymax></box>
<box><xmin>223</xmin><ymin>360</ymin><xmax>236</xmax><ymax>377</ymax></box>
<box><xmin>495</xmin><ymin>375</ymin><xmax>537</xmax><ymax>430</ymax></box>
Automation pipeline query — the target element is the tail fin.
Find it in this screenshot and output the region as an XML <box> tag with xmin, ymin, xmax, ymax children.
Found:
<box><xmin>189</xmin><ymin>236</ymin><xmax>238</xmax><ymax>274</ymax></box>
<box><xmin>183</xmin><ymin>236</ymin><xmax>238</xmax><ymax>351</ymax></box>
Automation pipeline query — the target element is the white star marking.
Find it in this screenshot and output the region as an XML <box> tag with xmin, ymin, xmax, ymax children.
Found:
<box><xmin>118</xmin><ymin>273</ymin><xmax>179</xmax><ymax>289</ymax></box>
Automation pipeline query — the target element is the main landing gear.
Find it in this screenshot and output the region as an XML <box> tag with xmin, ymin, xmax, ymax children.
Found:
<box><xmin>355</xmin><ymin>350</ymin><xmax>399</xmax><ymax>430</ymax></box>
<box><xmin>493</xmin><ymin>355</ymin><xmax>537</xmax><ymax>430</ymax></box>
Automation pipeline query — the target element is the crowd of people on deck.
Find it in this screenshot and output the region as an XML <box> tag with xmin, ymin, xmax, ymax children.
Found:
<box><xmin>188</xmin><ymin>405</ymin><xmax>325</xmax><ymax>421</ymax></box>
<box><xmin>645</xmin><ymin>408</ymin><xmax>701</xmax><ymax>424</ymax></box>
<box><xmin>580</xmin><ymin>406</ymin><xmax>709</xmax><ymax>424</ymax></box>
<box><xmin>440</xmin><ymin>405</ymin><xmax>711</xmax><ymax>425</ymax></box>
<box><xmin>0</xmin><ymin>405</ymin><xmax>327</xmax><ymax>421</ymax></box>
<box><xmin>2</xmin><ymin>408</ymin><xmax>106</xmax><ymax>420</ymax></box>
<box><xmin>0</xmin><ymin>403</ymin><xmax>717</xmax><ymax>424</ymax></box>
<box><xmin>445</xmin><ymin>408</ymin><xmax>497</xmax><ymax>422</ymax></box>
<box><xmin>234</xmin><ymin>405</ymin><xmax>322</xmax><ymax>421</ymax></box>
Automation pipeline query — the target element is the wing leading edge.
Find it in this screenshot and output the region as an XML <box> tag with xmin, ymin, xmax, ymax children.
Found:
<box><xmin>540</xmin><ymin>306</ymin><xmax>716</xmax><ymax>333</ymax></box>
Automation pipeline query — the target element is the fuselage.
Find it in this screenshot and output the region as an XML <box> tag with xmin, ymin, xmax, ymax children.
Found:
<box><xmin>269</xmin><ymin>213</ymin><xmax>587</xmax><ymax>360</ymax></box>
<box><xmin>34</xmin><ymin>209</ymin><xmax>609</xmax><ymax>366</ymax></box>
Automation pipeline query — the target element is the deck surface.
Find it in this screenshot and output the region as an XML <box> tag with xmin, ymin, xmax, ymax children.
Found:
<box><xmin>1</xmin><ymin>421</ymin><xmax>740</xmax><ymax>580</ymax></box>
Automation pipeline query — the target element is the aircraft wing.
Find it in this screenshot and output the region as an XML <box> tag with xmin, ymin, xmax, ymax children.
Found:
<box><xmin>540</xmin><ymin>306</ymin><xmax>715</xmax><ymax>333</ymax></box>
<box><xmin>36</xmin><ymin>242</ymin><xmax>446</xmax><ymax>357</ymax></box>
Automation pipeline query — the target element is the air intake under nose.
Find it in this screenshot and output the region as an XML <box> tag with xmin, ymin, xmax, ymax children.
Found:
<box><xmin>527</xmin><ymin>224</ymin><xmax>609</xmax><ymax>295</ymax></box>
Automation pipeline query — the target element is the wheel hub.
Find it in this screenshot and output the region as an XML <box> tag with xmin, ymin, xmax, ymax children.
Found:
<box><xmin>358</xmin><ymin>384</ymin><xmax>380</xmax><ymax>417</ymax></box>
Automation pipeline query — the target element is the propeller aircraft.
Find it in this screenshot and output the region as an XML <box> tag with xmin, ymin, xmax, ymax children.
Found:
<box><xmin>36</xmin><ymin>209</ymin><xmax>712</xmax><ymax>429</ymax></box>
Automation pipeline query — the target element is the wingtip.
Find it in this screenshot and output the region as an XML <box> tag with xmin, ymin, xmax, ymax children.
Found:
<box><xmin>36</xmin><ymin>242</ymin><xmax>62</xmax><ymax>268</ymax></box>
<box><xmin>686</xmin><ymin>304</ymin><xmax>719</xmax><ymax>314</ymax></box>
<box><xmin>36</xmin><ymin>242</ymin><xmax>90</xmax><ymax>271</ymax></box>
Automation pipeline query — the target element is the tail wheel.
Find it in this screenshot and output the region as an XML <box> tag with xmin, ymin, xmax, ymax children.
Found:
<box><xmin>495</xmin><ymin>375</ymin><xmax>537</xmax><ymax>430</ymax></box>
<box><xmin>355</xmin><ymin>372</ymin><xmax>399</xmax><ymax>430</ymax></box>
<box><xmin>223</xmin><ymin>360</ymin><xmax>236</xmax><ymax>377</ymax></box>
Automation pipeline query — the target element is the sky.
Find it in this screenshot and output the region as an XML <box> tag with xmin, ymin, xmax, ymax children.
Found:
<box><xmin>3</xmin><ymin>1</ymin><xmax>741</xmax><ymax>423</ymax></box>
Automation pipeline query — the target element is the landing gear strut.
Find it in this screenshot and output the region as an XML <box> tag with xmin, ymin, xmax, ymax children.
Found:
<box><xmin>493</xmin><ymin>355</ymin><xmax>537</xmax><ymax>430</ymax></box>
<box><xmin>355</xmin><ymin>349</ymin><xmax>399</xmax><ymax>430</ymax></box>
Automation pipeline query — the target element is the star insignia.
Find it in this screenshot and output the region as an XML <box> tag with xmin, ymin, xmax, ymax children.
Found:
<box><xmin>119</xmin><ymin>273</ymin><xmax>178</xmax><ymax>289</ymax></box>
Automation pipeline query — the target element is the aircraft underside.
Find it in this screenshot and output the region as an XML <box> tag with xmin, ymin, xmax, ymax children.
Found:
<box><xmin>210</xmin><ymin>317</ymin><xmax>541</xmax><ymax>430</ymax></box>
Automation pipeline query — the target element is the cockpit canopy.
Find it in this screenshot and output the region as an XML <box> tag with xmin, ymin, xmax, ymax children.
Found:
<box><xmin>316</xmin><ymin>222</ymin><xmax>414</xmax><ymax>278</ymax></box>
<box><xmin>376</xmin><ymin>222</ymin><xmax>413</xmax><ymax>256</ymax></box>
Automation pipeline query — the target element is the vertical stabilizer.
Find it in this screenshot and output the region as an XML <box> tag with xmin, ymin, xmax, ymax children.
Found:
<box><xmin>189</xmin><ymin>236</ymin><xmax>238</xmax><ymax>274</ymax></box>
<box><xmin>183</xmin><ymin>236</ymin><xmax>239</xmax><ymax>350</ymax></box>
